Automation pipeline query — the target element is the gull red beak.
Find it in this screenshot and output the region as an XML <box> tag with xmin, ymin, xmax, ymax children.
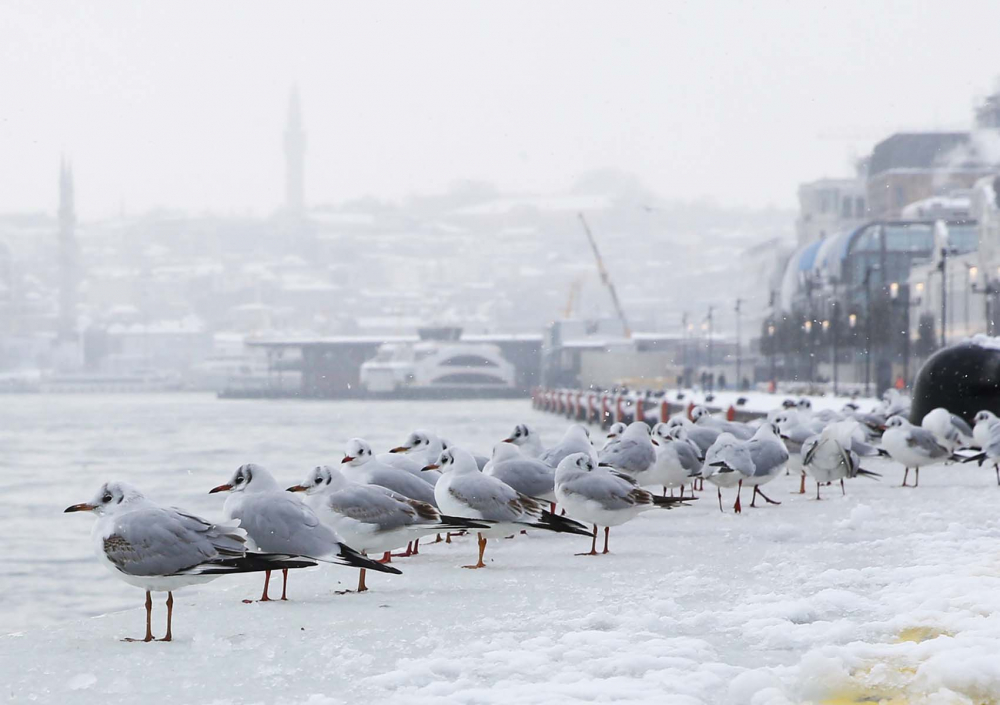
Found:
<box><xmin>341</xmin><ymin>456</ymin><xmax>354</xmax><ymax>464</ymax></box>
<box><xmin>651</xmin><ymin>439</ymin><xmax>659</xmax><ymax>446</ymax></box>
<box><xmin>421</xmin><ymin>464</ymin><xmax>439</xmax><ymax>472</ymax></box>
<box><xmin>209</xmin><ymin>483</ymin><xmax>233</xmax><ymax>494</ymax></box>
<box><xmin>63</xmin><ymin>502</ymin><xmax>96</xmax><ymax>513</ymax></box>
<box><xmin>388</xmin><ymin>446</ymin><xmax>408</xmax><ymax>453</ymax></box>
<box><xmin>502</xmin><ymin>437</ymin><xmax>515</xmax><ymax>443</ymax></box>
<box><xmin>286</xmin><ymin>484</ymin><xmax>307</xmax><ymax>492</ymax></box>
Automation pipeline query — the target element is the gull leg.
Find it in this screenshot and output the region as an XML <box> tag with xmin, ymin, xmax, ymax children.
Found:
<box><xmin>358</xmin><ymin>568</ymin><xmax>367</xmax><ymax>593</ymax></box>
<box><xmin>412</xmin><ymin>538</ymin><xmax>420</xmax><ymax>555</ymax></box>
<box><xmin>463</xmin><ymin>533</ymin><xmax>487</xmax><ymax>569</ymax></box>
<box><xmin>750</xmin><ymin>486</ymin><xmax>758</xmax><ymax>508</ymax></box>
<box><xmin>249</xmin><ymin>570</ymin><xmax>271</xmax><ymax>602</ymax></box>
<box><xmin>733</xmin><ymin>480</ymin><xmax>743</xmax><ymax>514</ymax></box>
<box><xmin>124</xmin><ymin>590</ymin><xmax>155</xmax><ymax>642</ymax></box>
<box><xmin>601</xmin><ymin>526</ymin><xmax>611</xmax><ymax>554</ymax></box>
<box><xmin>995</xmin><ymin>464</ymin><xmax>999</xmax><ymax>485</ymax></box>
<box><xmin>156</xmin><ymin>592</ymin><xmax>173</xmax><ymax>642</ymax></box>
<box><xmin>841</xmin><ymin>478</ymin><xmax>846</xmax><ymax>496</ymax></box>
<box><xmin>717</xmin><ymin>487</ymin><xmax>724</xmax><ymax>513</ymax></box>
<box><xmin>915</xmin><ymin>467</ymin><xmax>919</xmax><ymax>487</ymax></box>
<box><xmin>816</xmin><ymin>481</ymin><xmax>822</xmax><ymax>500</ymax></box>
<box><xmin>550</xmin><ymin>502</ymin><xmax>556</xmax><ymax>513</ymax></box>
<box><xmin>798</xmin><ymin>473</ymin><xmax>806</xmax><ymax>494</ymax></box>
<box><xmin>392</xmin><ymin>541</ymin><xmax>414</xmax><ymax>558</ymax></box>
<box><xmin>280</xmin><ymin>568</ymin><xmax>289</xmax><ymax>601</ymax></box>
<box><xmin>901</xmin><ymin>467</ymin><xmax>909</xmax><ymax>487</ymax></box>
<box><xmin>377</xmin><ymin>551</ymin><xmax>392</xmax><ymax>564</ymax></box>
<box><xmin>755</xmin><ymin>486</ymin><xmax>781</xmax><ymax>505</ymax></box>
<box><xmin>434</xmin><ymin>533</ymin><xmax>443</xmax><ymax>543</ymax></box>
<box><xmin>576</xmin><ymin>524</ymin><xmax>598</xmax><ymax>556</ymax></box>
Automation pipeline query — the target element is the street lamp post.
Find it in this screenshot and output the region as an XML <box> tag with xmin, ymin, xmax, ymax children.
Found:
<box><xmin>803</xmin><ymin>318</ymin><xmax>814</xmax><ymax>383</ymax></box>
<box><xmin>706</xmin><ymin>305</ymin><xmax>714</xmax><ymax>390</ymax></box>
<box><xmin>767</xmin><ymin>322</ymin><xmax>776</xmax><ymax>387</ymax></box>
<box><xmin>734</xmin><ymin>298</ymin><xmax>742</xmax><ymax>390</ymax></box>
<box><xmin>848</xmin><ymin>313</ymin><xmax>857</xmax><ymax>389</ymax></box>
<box><xmin>862</xmin><ymin>265</ymin><xmax>880</xmax><ymax>397</ymax></box>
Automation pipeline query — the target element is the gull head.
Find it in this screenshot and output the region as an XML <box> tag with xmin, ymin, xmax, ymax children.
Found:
<box><xmin>210</xmin><ymin>463</ymin><xmax>275</xmax><ymax>494</ymax></box>
<box><xmin>64</xmin><ymin>481</ymin><xmax>145</xmax><ymax>516</ymax></box>
<box><xmin>287</xmin><ymin>465</ymin><xmax>345</xmax><ymax>494</ymax></box>
<box><xmin>342</xmin><ymin>438</ymin><xmax>374</xmax><ymax>466</ymax></box>
<box><xmin>651</xmin><ymin>422</ymin><xmax>671</xmax><ymax>442</ymax></box>
<box><xmin>606</xmin><ymin>422</ymin><xmax>626</xmax><ymax>439</ymax></box>
<box><xmin>556</xmin><ymin>452</ymin><xmax>596</xmax><ymax>476</ymax></box>
<box><xmin>885</xmin><ymin>416</ymin><xmax>906</xmax><ymax>430</ymax></box>
<box><xmin>503</xmin><ymin>423</ymin><xmax>534</xmax><ymax>445</ymax></box>
<box><xmin>390</xmin><ymin>429</ymin><xmax>432</xmax><ymax>454</ymax></box>
<box><xmin>691</xmin><ymin>406</ymin><xmax>711</xmax><ymax>422</ymax></box>
<box><xmin>491</xmin><ymin>442</ymin><xmax>521</xmax><ymax>462</ymax></box>
<box><xmin>974</xmin><ymin>410</ymin><xmax>997</xmax><ymax>424</ymax></box>
<box><xmin>425</xmin><ymin>447</ymin><xmax>477</xmax><ymax>474</ymax></box>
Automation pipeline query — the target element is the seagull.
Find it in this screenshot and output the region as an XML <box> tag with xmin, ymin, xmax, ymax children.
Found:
<box><xmin>602</xmin><ymin>422</ymin><xmax>627</xmax><ymax>450</ymax></box>
<box><xmin>699</xmin><ymin>432</ymin><xmax>754</xmax><ymax>513</ymax></box>
<box><xmin>539</xmin><ymin>424</ymin><xmax>595</xmax><ymax>469</ymax></box>
<box><xmin>881</xmin><ymin>417</ymin><xmax>950</xmax><ymax>487</ymax></box>
<box><xmin>65</xmin><ymin>481</ymin><xmax>316</xmax><ymax>642</ymax></box>
<box><xmin>921</xmin><ymin>407</ymin><xmax>974</xmax><ymax>453</ymax></box>
<box><xmin>973</xmin><ymin>410</ymin><xmax>1000</xmax><ymax>450</ymax></box>
<box><xmin>287</xmin><ymin>465</ymin><xmax>489</xmax><ymax>591</ymax></box>
<box><xmin>209</xmin><ymin>464</ymin><xmax>400</xmax><ymax>601</ymax></box>
<box><xmin>483</xmin><ymin>442</ymin><xmax>556</xmax><ymax>504</ymax></box>
<box><xmin>962</xmin><ymin>419</ymin><xmax>1000</xmax><ymax>485</ymax></box>
<box><xmin>502</xmin><ymin>423</ymin><xmax>545</xmax><ymax>458</ymax></box>
<box><xmin>691</xmin><ymin>406</ymin><xmax>754</xmax><ymax>440</ymax></box>
<box><xmin>554</xmin><ymin>453</ymin><xmax>688</xmax><ymax>555</ymax></box>
<box><xmin>389</xmin><ymin>429</ymin><xmax>446</xmax><ymax>467</ymax></box>
<box><xmin>427</xmin><ymin>447</ymin><xmax>591</xmax><ymax>568</ymax></box>
<box><xmin>597</xmin><ymin>421</ymin><xmax>656</xmax><ymax>478</ymax></box>
<box><xmin>743</xmin><ymin>422</ymin><xmax>789</xmax><ymax>507</ymax></box>
<box><xmin>666</xmin><ymin>416</ymin><xmax>723</xmax><ymax>456</ymax></box>
<box><xmin>341</xmin><ymin>438</ymin><xmax>442</xmax><ymax>555</ymax></box>
<box><xmin>649</xmin><ymin>423</ymin><xmax>702</xmax><ymax>496</ymax></box>
<box><xmin>801</xmin><ymin>421</ymin><xmax>881</xmax><ymax>499</ymax></box>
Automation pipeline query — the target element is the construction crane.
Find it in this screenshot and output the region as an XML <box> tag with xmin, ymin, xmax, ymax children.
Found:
<box><xmin>578</xmin><ymin>213</ymin><xmax>632</xmax><ymax>338</ymax></box>
<box><xmin>563</xmin><ymin>277</ymin><xmax>583</xmax><ymax>318</ymax></box>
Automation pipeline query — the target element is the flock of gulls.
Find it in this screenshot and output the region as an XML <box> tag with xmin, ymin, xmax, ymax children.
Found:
<box><xmin>64</xmin><ymin>391</ymin><xmax>1000</xmax><ymax>643</ymax></box>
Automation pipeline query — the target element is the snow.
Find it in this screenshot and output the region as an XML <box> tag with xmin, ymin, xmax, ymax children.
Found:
<box><xmin>3</xmin><ymin>394</ymin><xmax>1000</xmax><ymax>703</ymax></box>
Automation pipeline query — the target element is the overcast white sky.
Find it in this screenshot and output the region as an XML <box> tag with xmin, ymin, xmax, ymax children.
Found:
<box><xmin>2</xmin><ymin>0</ymin><xmax>1000</xmax><ymax>218</ymax></box>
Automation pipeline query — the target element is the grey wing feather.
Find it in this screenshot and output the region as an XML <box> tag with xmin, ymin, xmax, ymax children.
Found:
<box><xmin>235</xmin><ymin>493</ymin><xmax>338</xmax><ymax>557</ymax></box>
<box><xmin>748</xmin><ymin>440</ymin><xmax>788</xmax><ymax>476</ymax></box>
<box><xmin>325</xmin><ymin>486</ymin><xmax>417</xmax><ymax>531</ymax></box>
<box><xmin>675</xmin><ymin>441</ymin><xmax>703</xmax><ymax>472</ymax></box>
<box><xmin>106</xmin><ymin>507</ymin><xmax>244</xmax><ymax>577</ymax></box>
<box><xmin>562</xmin><ymin>472</ymin><xmax>648</xmax><ymax>511</ymax></box>
<box><xmin>448</xmin><ymin>475</ymin><xmax>536</xmax><ymax>523</ymax></box>
<box><xmin>951</xmin><ymin>415</ymin><xmax>974</xmax><ymax>438</ymax></box>
<box><xmin>907</xmin><ymin>429</ymin><xmax>949</xmax><ymax>458</ymax></box>
<box><xmin>488</xmin><ymin>459</ymin><xmax>554</xmax><ymax>498</ymax></box>
<box><xmin>367</xmin><ymin>467</ymin><xmax>438</xmax><ymax>506</ymax></box>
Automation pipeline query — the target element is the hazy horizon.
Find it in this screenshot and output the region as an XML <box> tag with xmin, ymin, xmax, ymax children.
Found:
<box><xmin>4</xmin><ymin>0</ymin><xmax>1000</xmax><ymax>218</ymax></box>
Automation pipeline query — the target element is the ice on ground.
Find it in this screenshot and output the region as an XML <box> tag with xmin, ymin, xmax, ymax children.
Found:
<box><xmin>4</xmin><ymin>396</ymin><xmax>1000</xmax><ymax>703</ymax></box>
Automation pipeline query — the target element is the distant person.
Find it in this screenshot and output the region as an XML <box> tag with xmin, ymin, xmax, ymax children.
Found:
<box><xmin>717</xmin><ymin>374</ymin><xmax>727</xmax><ymax>390</ymax></box>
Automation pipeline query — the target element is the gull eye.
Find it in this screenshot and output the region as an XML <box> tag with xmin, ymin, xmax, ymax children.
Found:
<box><xmin>314</xmin><ymin>476</ymin><xmax>323</xmax><ymax>485</ymax></box>
<box><xmin>102</xmin><ymin>493</ymin><xmax>113</xmax><ymax>503</ymax></box>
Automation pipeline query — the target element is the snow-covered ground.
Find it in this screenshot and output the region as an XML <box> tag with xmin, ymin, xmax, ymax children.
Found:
<box><xmin>4</xmin><ymin>394</ymin><xmax>1000</xmax><ymax>703</ymax></box>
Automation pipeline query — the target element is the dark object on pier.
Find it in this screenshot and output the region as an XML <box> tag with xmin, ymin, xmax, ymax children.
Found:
<box><xmin>705</xmin><ymin>394</ymin><xmax>715</xmax><ymax>403</ymax></box>
<box><xmin>782</xmin><ymin>399</ymin><xmax>797</xmax><ymax>409</ymax></box>
<box><xmin>736</xmin><ymin>397</ymin><xmax>747</xmax><ymax>406</ymax></box>
<box><xmin>910</xmin><ymin>340</ymin><xmax>1000</xmax><ymax>426</ymax></box>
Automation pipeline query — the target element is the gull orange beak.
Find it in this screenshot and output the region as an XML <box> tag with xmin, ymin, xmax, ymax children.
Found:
<box><xmin>63</xmin><ymin>503</ymin><xmax>96</xmax><ymax>513</ymax></box>
<box><xmin>341</xmin><ymin>456</ymin><xmax>354</xmax><ymax>463</ymax></box>
<box><xmin>388</xmin><ymin>446</ymin><xmax>408</xmax><ymax>453</ymax></box>
<box><xmin>209</xmin><ymin>483</ymin><xmax>233</xmax><ymax>494</ymax></box>
<box><xmin>421</xmin><ymin>464</ymin><xmax>439</xmax><ymax>472</ymax></box>
<box><xmin>286</xmin><ymin>484</ymin><xmax>307</xmax><ymax>492</ymax></box>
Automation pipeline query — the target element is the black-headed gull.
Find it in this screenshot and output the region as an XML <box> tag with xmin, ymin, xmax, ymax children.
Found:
<box><xmin>502</xmin><ymin>423</ymin><xmax>545</xmax><ymax>458</ymax></box>
<box><xmin>554</xmin><ymin>453</ymin><xmax>688</xmax><ymax>555</ymax></box>
<box><xmin>209</xmin><ymin>464</ymin><xmax>400</xmax><ymax>601</ymax></box>
<box><xmin>921</xmin><ymin>407</ymin><xmax>974</xmax><ymax>453</ymax></box>
<box><xmin>539</xmin><ymin>424</ymin><xmax>595</xmax><ymax>469</ymax></box>
<box><xmin>699</xmin><ymin>432</ymin><xmax>754</xmax><ymax>513</ymax></box>
<box><xmin>881</xmin><ymin>417</ymin><xmax>950</xmax><ymax>487</ymax></box>
<box><xmin>597</xmin><ymin>421</ymin><xmax>656</xmax><ymax>478</ymax></box>
<box><xmin>743</xmin><ymin>422</ymin><xmax>789</xmax><ymax>507</ymax></box>
<box><xmin>65</xmin><ymin>481</ymin><xmax>316</xmax><ymax>642</ymax></box>
<box><xmin>801</xmin><ymin>421</ymin><xmax>881</xmax><ymax>499</ymax></box>
<box><xmin>484</xmin><ymin>443</ymin><xmax>556</xmax><ymax>504</ymax></box>
<box><xmin>427</xmin><ymin>447</ymin><xmax>591</xmax><ymax>568</ymax></box>
<box><xmin>287</xmin><ymin>465</ymin><xmax>488</xmax><ymax>591</ymax></box>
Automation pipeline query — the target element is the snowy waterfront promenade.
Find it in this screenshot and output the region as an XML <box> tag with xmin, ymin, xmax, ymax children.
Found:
<box><xmin>4</xmin><ymin>395</ymin><xmax>1000</xmax><ymax>703</ymax></box>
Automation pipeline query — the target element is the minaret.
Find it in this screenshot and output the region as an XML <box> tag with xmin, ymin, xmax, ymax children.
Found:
<box><xmin>284</xmin><ymin>87</ymin><xmax>306</xmax><ymax>213</ymax></box>
<box><xmin>57</xmin><ymin>157</ymin><xmax>78</xmax><ymax>340</ymax></box>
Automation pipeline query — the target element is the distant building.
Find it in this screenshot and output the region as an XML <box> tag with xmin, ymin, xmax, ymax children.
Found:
<box><xmin>57</xmin><ymin>158</ymin><xmax>79</xmax><ymax>341</ymax></box>
<box><xmin>866</xmin><ymin>132</ymin><xmax>995</xmax><ymax>219</ymax></box>
<box><xmin>284</xmin><ymin>87</ymin><xmax>306</xmax><ymax>214</ymax></box>
<box><xmin>795</xmin><ymin>177</ymin><xmax>867</xmax><ymax>247</ymax></box>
